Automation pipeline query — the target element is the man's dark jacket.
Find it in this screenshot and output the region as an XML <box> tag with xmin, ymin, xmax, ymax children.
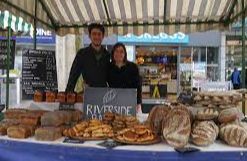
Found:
<box><xmin>66</xmin><ymin>45</ymin><xmax>110</xmax><ymax>92</ymax></box>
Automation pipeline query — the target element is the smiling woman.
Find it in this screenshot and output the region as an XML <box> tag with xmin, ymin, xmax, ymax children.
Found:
<box><xmin>108</xmin><ymin>43</ymin><xmax>142</xmax><ymax>113</ymax></box>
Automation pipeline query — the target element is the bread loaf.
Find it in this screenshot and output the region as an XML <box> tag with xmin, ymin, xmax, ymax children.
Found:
<box><xmin>34</xmin><ymin>90</ymin><xmax>43</xmax><ymax>102</ymax></box>
<box><xmin>162</xmin><ymin>106</ymin><xmax>191</xmax><ymax>148</ymax></box>
<box><xmin>220</xmin><ymin>124</ymin><xmax>247</xmax><ymax>147</ymax></box>
<box><xmin>7</xmin><ymin>126</ymin><xmax>32</xmax><ymax>139</ymax></box>
<box><xmin>4</xmin><ymin>109</ymin><xmax>27</xmax><ymax>119</ymax></box>
<box><xmin>218</xmin><ymin>108</ymin><xmax>239</xmax><ymax>123</ymax></box>
<box><xmin>41</xmin><ymin>111</ymin><xmax>73</xmax><ymax>126</ymax></box>
<box><xmin>45</xmin><ymin>91</ymin><xmax>56</xmax><ymax>102</ymax></box>
<box><xmin>57</xmin><ymin>92</ymin><xmax>66</xmax><ymax>103</ymax></box>
<box><xmin>76</xmin><ymin>93</ymin><xmax>83</xmax><ymax>102</ymax></box>
<box><xmin>67</xmin><ymin>92</ymin><xmax>76</xmax><ymax>103</ymax></box>
<box><xmin>35</xmin><ymin>127</ymin><xmax>62</xmax><ymax>141</ymax></box>
<box><xmin>147</xmin><ymin>105</ymin><xmax>171</xmax><ymax>135</ymax></box>
<box><xmin>196</xmin><ymin>108</ymin><xmax>219</xmax><ymax>121</ymax></box>
<box><xmin>191</xmin><ymin>121</ymin><xmax>218</xmax><ymax>146</ymax></box>
<box><xmin>70</xmin><ymin>110</ymin><xmax>83</xmax><ymax>122</ymax></box>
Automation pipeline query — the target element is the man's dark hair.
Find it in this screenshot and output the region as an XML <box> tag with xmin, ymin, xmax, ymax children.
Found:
<box><xmin>88</xmin><ymin>23</ymin><xmax>105</xmax><ymax>35</ymax></box>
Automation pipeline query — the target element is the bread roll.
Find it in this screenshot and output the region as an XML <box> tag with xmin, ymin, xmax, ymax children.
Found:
<box><xmin>162</xmin><ymin>106</ymin><xmax>191</xmax><ymax>148</ymax></box>
<box><xmin>191</xmin><ymin>121</ymin><xmax>218</xmax><ymax>146</ymax></box>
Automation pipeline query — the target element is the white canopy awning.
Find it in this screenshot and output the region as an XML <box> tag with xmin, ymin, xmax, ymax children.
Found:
<box><xmin>0</xmin><ymin>0</ymin><xmax>246</xmax><ymax>36</ymax></box>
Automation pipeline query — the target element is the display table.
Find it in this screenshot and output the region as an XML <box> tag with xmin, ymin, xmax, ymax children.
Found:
<box><xmin>0</xmin><ymin>136</ymin><xmax>246</xmax><ymax>161</ymax></box>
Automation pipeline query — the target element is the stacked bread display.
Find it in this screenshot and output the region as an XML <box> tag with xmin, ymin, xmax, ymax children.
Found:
<box><xmin>33</xmin><ymin>91</ymin><xmax>83</xmax><ymax>103</ymax></box>
<box><xmin>63</xmin><ymin>119</ymin><xmax>114</xmax><ymax>139</ymax></box>
<box><xmin>0</xmin><ymin>109</ymin><xmax>47</xmax><ymax>139</ymax></box>
<box><xmin>102</xmin><ymin>112</ymin><xmax>139</xmax><ymax>131</ymax></box>
<box><xmin>192</xmin><ymin>91</ymin><xmax>246</xmax><ymax>147</ymax></box>
<box><xmin>36</xmin><ymin>110</ymin><xmax>83</xmax><ymax>141</ymax></box>
<box><xmin>193</xmin><ymin>91</ymin><xmax>242</xmax><ymax>109</ymax></box>
<box><xmin>115</xmin><ymin>125</ymin><xmax>155</xmax><ymax>143</ymax></box>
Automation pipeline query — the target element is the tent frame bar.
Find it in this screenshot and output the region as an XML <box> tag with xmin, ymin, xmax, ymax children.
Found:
<box><xmin>58</xmin><ymin>20</ymin><xmax>224</xmax><ymax>29</ymax></box>
<box><xmin>6</xmin><ymin>27</ymin><xmax>11</xmax><ymax>110</ymax></box>
<box><xmin>226</xmin><ymin>0</ymin><xmax>239</xmax><ymax>22</ymax></box>
<box><xmin>102</xmin><ymin>0</ymin><xmax>111</xmax><ymax>25</ymax></box>
<box><xmin>241</xmin><ymin>0</ymin><xmax>245</xmax><ymax>114</ymax></box>
<box><xmin>34</xmin><ymin>0</ymin><xmax>37</xmax><ymax>49</ymax></box>
<box><xmin>229</xmin><ymin>5</ymin><xmax>247</xmax><ymax>23</ymax></box>
<box><xmin>38</xmin><ymin>0</ymin><xmax>58</xmax><ymax>30</ymax></box>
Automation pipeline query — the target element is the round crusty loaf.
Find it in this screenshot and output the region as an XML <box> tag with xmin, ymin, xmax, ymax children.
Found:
<box><xmin>196</xmin><ymin>108</ymin><xmax>219</xmax><ymax>121</ymax></box>
<box><xmin>218</xmin><ymin>108</ymin><xmax>239</xmax><ymax>123</ymax></box>
<box><xmin>147</xmin><ymin>105</ymin><xmax>171</xmax><ymax>135</ymax></box>
<box><xmin>162</xmin><ymin>106</ymin><xmax>191</xmax><ymax>148</ymax></box>
<box><xmin>191</xmin><ymin>121</ymin><xmax>219</xmax><ymax>146</ymax></box>
<box><xmin>220</xmin><ymin>124</ymin><xmax>247</xmax><ymax>147</ymax></box>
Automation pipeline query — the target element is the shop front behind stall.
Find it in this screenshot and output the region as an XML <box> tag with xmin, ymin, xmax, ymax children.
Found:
<box><xmin>0</xmin><ymin>0</ymin><xmax>247</xmax><ymax>161</ymax></box>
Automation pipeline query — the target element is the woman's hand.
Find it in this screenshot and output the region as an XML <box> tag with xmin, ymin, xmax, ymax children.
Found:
<box><xmin>136</xmin><ymin>104</ymin><xmax>142</xmax><ymax>113</ymax></box>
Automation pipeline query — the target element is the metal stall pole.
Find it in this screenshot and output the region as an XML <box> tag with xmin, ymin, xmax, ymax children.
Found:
<box><xmin>6</xmin><ymin>27</ymin><xmax>11</xmax><ymax>110</ymax></box>
<box><xmin>241</xmin><ymin>0</ymin><xmax>246</xmax><ymax>115</ymax></box>
<box><xmin>34</xmin><ymin>0</ymin><xmax>37</xmax><ymax>49</ymax></box>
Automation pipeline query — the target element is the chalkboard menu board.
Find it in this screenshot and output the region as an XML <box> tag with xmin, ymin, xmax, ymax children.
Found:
<box><xmin>0</xmin><ymin>40</ymin><xmax>16</xmax><ymax>69</ymax></box>
<box><xmin>83</xmin><ymin>87</ymin><xmax>137</xmax><ymax>120</ymax></box>
<box><xmin>22</xmin><ymin>49</ymin><xmax>58</xmax><ymax>99</ymax></box>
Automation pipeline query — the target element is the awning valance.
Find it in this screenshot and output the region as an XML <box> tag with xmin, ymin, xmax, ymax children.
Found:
<box><xmin>0</xmin><ymin>10</ymin><xmax>34</xmax><ymax>37</ymax></box>
<box><xmin>0</xmin><ymin>0</ymin><xmax>246</xmax><ymax>36</ymax></box>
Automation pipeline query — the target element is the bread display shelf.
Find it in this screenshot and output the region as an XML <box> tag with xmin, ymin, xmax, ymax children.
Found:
<box><xmin>113</xmin><ymin>136</ymin><xmax>161</xmax><ymax>145</ymax></box>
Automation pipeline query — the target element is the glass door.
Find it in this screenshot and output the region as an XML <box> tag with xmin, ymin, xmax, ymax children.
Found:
<box><xmin>179</xmin><ymin>47</ymin><xmax>192</xmax><ymax>93</ymax></box>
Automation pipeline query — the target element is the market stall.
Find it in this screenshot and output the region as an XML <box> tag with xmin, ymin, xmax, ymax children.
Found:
<box><xmin>1</xmin><ymin>0</ymin><xmax>247</xmax><ymax>161</ymax></box>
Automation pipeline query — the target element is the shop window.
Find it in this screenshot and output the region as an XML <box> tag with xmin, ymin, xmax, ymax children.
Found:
<box><xmin>192</xmin><ymin>47</ymin><xmax>206</xmax><ymax>63</ymax></box>
<box><xmin>136</xmin><ymin>46</ymin><xmax>178</xmax><ymax>98</ymax></box>
<box><xmin>207</xmin><ymin>47</ymin><xmax>218</xmax><ymax>65</ymax></box>
<box><xmin>206</xmin><ymin>47</ymin><xmax>219</xmax><ymax>81</ymax></box>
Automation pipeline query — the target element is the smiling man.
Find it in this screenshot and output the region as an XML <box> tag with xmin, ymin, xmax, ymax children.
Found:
<box><xmin>66</xmin><ymin>23</ymin><xmax>110</xmax><ymax>92</ymax></box>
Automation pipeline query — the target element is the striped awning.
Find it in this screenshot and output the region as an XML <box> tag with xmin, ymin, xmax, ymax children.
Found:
<box><xmin>0</xmin><ymin>10</ymin><xmax>34</xmax><ymax>37</ymax></box>
<box><xmin>0</xmin><ymin>0</ymin><xmax>246</xmax><ymax>36</ymax></box>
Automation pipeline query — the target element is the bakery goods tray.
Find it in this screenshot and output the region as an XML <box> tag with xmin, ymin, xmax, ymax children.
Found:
<box><xmin>113</xmin><ymin>136</ymin><xmax>161</xmax><ymax>145</ymax></box>
<box><xmin>70</xmin><ymin>136</ymin><xmax>108</xmax><ymax>141</ymax></box>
